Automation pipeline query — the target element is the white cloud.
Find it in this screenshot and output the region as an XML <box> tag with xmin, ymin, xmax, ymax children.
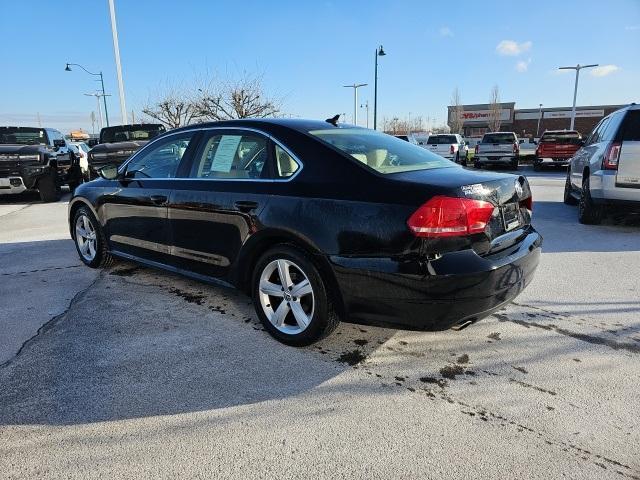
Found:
<box><xmin>439</xmin><ymin>26</ymin><xmax>453</xmax><ymax>37</ymax></box>
<box><xmin>496</xmin><ymin>40</ymin><xmax>532</xmax><ymax>56</ymax></box>
<box><xmin>590</xmin><ymin>64</ymin><xmax>620</xmax><ymax>77</ymax></box>
<box><xmin>515</xmin><ymin>58</ymin><xmax>531</xmax><ymax>72</ymax></box>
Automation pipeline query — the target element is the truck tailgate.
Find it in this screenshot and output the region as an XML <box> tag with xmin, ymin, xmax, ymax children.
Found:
<box><xmin>616</xmin><ymin>141</ymin><xmax>640</xmax><ymax>188</ymax></box>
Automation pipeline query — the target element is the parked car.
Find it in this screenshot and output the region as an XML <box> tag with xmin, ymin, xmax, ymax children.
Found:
<box><xmin>69</xmin><ymin>119</ymin><xmax>541</xmax><ymax>346</ymax></box>
<box><xmin>87</xmin><ymin>123</ymin><xmax>166</xmax><ymax>178</ymax></box>
<box><xmin>474</xmin><ymin>132</ymin><xmax>520</xmax><ymax>169</ymax></box>
<box><xmin>564</xmin><ymin>103</ymin><xmax>640</xmax><ymax>224</ymax></box>
<box><xmin>518</xmin><ymin>138</ymin><xmax>538</xmax><ymax>157</ymax></box>
<box><xmin>68</xmin><ymin>141</ymin><xmax>90</xmax><ymax>180</ymax></box>
<box><xmin>534</xmin><ymin>130</ymin><xmax>582</xmax><ymax>171</ymax></box>
<box><xmin>0</xmin><ymin>126</ymin><xmax>81</xmax><ymax>201</ymax></box>
<box><xmin>425</xmin><ymin>134</ymin><xmax>468</xmax><ymax>165</ymax></box>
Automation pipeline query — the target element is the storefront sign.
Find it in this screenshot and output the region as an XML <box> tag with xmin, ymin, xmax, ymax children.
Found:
<box><xmin>452</xmin><ymin>109</ymin><xmax>512</xmax><ymax>124</ymax></box>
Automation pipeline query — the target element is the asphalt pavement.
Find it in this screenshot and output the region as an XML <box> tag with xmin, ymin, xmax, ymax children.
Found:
<box><xmin>1</xmin><ymin>169</ymin><xmax>639</xmax><ymax>479</ymax></box>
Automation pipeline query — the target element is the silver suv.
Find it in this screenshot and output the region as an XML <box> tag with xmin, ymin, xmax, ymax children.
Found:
<box><xmin>564</xmin><ymin>103</ymin><xmax>640</xmax><ymax>224</ymax></box>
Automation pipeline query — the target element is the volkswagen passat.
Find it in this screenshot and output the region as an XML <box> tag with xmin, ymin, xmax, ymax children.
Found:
<box><xmin>69</xmin><ymin>119</ymin><xmax>542</xmax><ymax>345</ymax></box>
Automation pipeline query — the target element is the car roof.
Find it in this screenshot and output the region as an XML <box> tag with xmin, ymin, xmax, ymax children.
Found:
<box><xmin>171</xmin><ymin>118</ymin><xmax>362</xmax><ymax>135</ymax></box>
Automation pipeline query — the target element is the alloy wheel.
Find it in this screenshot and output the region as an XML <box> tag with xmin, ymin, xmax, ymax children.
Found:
<box><xmin>75</xmin><ymin>214</ymin><xmax>97</xmax><ymax>262</ymax></box>
<box><xmin>258</xmin><ymin>258</ymin><xmax>315</xmax><ymax>334</ymax></box>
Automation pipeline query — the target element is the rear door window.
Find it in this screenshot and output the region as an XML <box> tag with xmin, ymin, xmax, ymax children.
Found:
<box><xmin>427</xmin><ymin>135</ymin><xmax>457</xmax><ymax>144</ymax></box>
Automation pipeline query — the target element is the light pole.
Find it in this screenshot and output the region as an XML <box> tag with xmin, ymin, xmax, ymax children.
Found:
<box><xmin>84</xmin><ymin>93</ymin><xmax>112</xmax><ymax>130</ymax></box>
<box><xmin>373</xmin><ymin>45</ymin><xmax>386</xmax><ymax>130</ymax></box>
<box><xmin>360</xmin><ymin>101</ymin><xmax>369</xmax><ymax>128</ymax></box>
<box><xmin>108</xmin><ymin>0</ymin><xmax>128</xmax><ymax>124</ymax></box>
<box><xmin>343</xmin><ymin>83</ymin><xmax>367</xmax><ymax>125</ymax></box>
<box><xmin>536</xmin><ymin>103</ymin><xmax>543</xmax><ymax>138</ymax></box>
<box><xmin>558</xmin><ymin>64</ymin><xmax>598</xmax><ymax>130</ymax></box>
<box><xmin>66</xmin><ymin>63</ymin><xmax>110</xmax><ymax>126</ymax></box>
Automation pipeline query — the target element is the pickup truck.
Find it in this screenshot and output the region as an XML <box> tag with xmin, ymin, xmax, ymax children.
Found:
<box><xmin>87</xmin><ymin>123</ymin><xmax>165</xmax><ymax>178</ymax></box>
<box><xmin>0</xmin><ymin>126</ymin><xmax>82</xmax><ymax>201</ymax></box>
<box><xmin>424</xmin><ymin>134</ymin><xmax>468</xmax><ymax>165</ymax></box>
<box><xmin>474</xmin><ymin>132</ymin><xmax>520</xmax><ymax>169</ymax></box>
<box><xmin>534</xmin><ymin>130</ymin><xmax>582</xmax><ymax>171</ymax></box>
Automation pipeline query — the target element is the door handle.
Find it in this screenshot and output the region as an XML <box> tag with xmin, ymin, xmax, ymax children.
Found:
<box><xmin>234</xmin><ymin>200</ymin><xmax>259</xmax><ymax>212</ymax></box>
<box><xmin>149</xmin><ymin>194</ymin><xmax>168</xmax><ymax>205</ymax></box>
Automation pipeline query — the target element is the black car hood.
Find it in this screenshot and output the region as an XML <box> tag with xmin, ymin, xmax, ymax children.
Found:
<box><xmin>91</xmin><ymin>141</ymin><xmax>149</xmax><ymax>153</ymax></box>
<box><xmin>0</xmin><ymin>144</ymin><xmax>47</xmax><ymax>155</ymax></box>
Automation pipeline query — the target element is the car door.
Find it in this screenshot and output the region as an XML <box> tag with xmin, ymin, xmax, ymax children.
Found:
<box><xmin>167</xmin><ymin>128</ymin><xmax>280</xmax><ymax>280</ymax></box>
<box><xmin>571</xmin><ymin>118</ymin><xmax>605</xmax><ymax>189</ymax></box>
<box><xmin>100</xmin><ymin>131</ymin><xmax>198</xmax><ymax>266</ymax></box>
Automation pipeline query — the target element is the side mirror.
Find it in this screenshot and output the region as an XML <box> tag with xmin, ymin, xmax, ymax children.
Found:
<box><xmin>98</xmin><ymin>164</ymin><xmax>120</xmax><ymax>180</ymax></box>
<box><xmin>53</xmin><ymin>139</ymin><xmax>66</xmax><ymax>148</ymax></box>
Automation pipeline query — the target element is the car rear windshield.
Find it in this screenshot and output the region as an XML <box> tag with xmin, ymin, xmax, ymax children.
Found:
<box><xmin>540</xmin><ymin>131</ymin><xmax>582</xmax><ymax>143</ymax></box>
<box><xmin>427</xmin><ymin>135</ymin><xmax>457</xmax><ymax>144</ymax></box>
<box><xmin>621</xmin><ymin>111</ymin><xmax>640</xmax><ymax>141</ymax></box>
<box><xmin>482</xmin><ymin>133</ymin><xmax>515</xmax><ymax>144</ymax></box>
<box><xmin>0</xmin><ymin>127</ymin><xmax>47</xmax><ymax>145</ymax></box>
<box><xmin>100</xmin><ymin>125</ymin><xmax>165</xmax><ymax>143</ymax></box>
<box><xmin>309</xmin><ymin>128</ymin><xmax>455</xmax><ymax>174</ymax></box>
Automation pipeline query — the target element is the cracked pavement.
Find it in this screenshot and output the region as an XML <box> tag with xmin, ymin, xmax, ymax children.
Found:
<box><xmin>1</xmin><ymin>171</ymin><xmax>639</xmax><ymax>479</ymax></box>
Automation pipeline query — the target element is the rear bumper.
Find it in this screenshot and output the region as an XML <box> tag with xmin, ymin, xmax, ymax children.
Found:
<box><xmin>329</xmin><ymin>229</ymin><xmax>542</xmax><ymax>330</ymax></box>
<box><xmin>475</xmin><ymin>155</ymin><xmax>517</xmax><ymax>164</ymax></box>
<box><xmin>590</xmin><ymin>170</ymin><xmax>640</xmax><ymax>203</ymax></box>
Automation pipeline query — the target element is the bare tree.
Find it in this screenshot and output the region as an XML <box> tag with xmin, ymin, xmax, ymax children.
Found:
<box><xmin>382</xmin><ymin>115</ymin><xmax>426</xmax><ymax>135</ymax></box>
<box><xmin>488</xmin><ymin>85</ymin><xmax>502</xmax><ymax>132</ymax></box>
<box><xmin>196</xmin><ymin>72</ymin><xmax>281</xmax><ymax>121</ymax></box>
<box><xmin>142</xmin><ymin>85</ymin><xmax>201</xmax><ymax>129</ymax></box>
<box><xmin>450</xmin><ymin>87</ymin><xmax>464</xmax><ymax>134</ymax></box>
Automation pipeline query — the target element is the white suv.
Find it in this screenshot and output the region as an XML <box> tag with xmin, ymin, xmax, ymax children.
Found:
<box><xmin>424</xmin><ymin>134</ymin><xmax>468</xmax><ymax>165</ymax></box>
<box><xmin>564</xmin><ymin>103</ymin><xmax>640</xmax><ymax>224</ymax></box>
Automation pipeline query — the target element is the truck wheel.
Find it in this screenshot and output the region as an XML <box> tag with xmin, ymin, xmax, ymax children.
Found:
<box><xmin>563</xmin><ymin>173</ymin><xmax>578</xmax><ymax>205</ymax></box>
<box><xmin>455</xmin><ymin>152</ymin><xmax>460</xmax><ymax>164</ymax></box>
<box><xmin>578</xmin><ymin>176</ymin><xmax>603</xmax><ymax>224</ymax></box>
<box><xmin>38</xmin><ymin>172</ymin><xmax>61</xmax><ymax>202</ymax></box>
<box><xmin>510</xmin><ymin>158</ymin><xmax>519</xmax><ymax>170</ymax></box>
<box><xmin>533</xmin><ymin>158</ymin><xmax>542</xmax><ymax>171</ymax></box>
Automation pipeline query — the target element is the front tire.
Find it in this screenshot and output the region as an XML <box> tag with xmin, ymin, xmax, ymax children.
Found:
<box><xmin>38</xmin><ymin>171</ymin><xmax>60</xmax><ymax>202</ymax></box>
<box><xmin>533</xmin><ymin>159</ymin><xmax>542</xmax><ymax>172</ymax></box>
<box><xmin>252</xmin><ymin>245</ymin><xmax>339</xmax><ymax>346</ymax></box>
<box><xmin>72</xmin><ymin>206</ymin><xmax>114</xmax><ymax>268</ymax></box>
<box><xmin>578</xmin><ymin>175</ymin><xmax>603</xmax><ymax>224</ymax></box>
<box><xmin>474</xmin><ymin>161</ymin><xmax>482</xmax><ymax>169</ymax></box>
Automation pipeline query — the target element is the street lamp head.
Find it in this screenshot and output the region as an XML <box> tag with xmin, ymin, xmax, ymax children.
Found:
<box><xmin>65</xmin><ymin>63</ymin><xmax>72</xmax><ymax>72</ymax></box>
<box><xmin>378</xmin><ymin>45</ymin><xmax>386</xmax><ymax>56</ymax></box>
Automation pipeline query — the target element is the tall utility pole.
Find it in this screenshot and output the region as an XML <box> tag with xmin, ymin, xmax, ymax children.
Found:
<box><xmin>536</xmin><ymin>103</ymin><xmax>543</xmax><ymax>138</ymax></box>
<box><xmin>360</xmin><ymin>101</ymin><xmax>370</xmax><ymax>128</ymax></box>
<box><xmin>373</xmin><ymin>45</ymin><xmax>386</xmax><ymax>130</ymax></box>
<box><xmin>343</xmin><ymin>83</ymin><xmax>367</xmax><ymax>125</ymax></box>
<box><xmin>108</xmin><ymin>0</ymin><xmax>128</xmax><ymax>124</ymax></box>
<box><xmin>558</xmin><ymin>64</ymin><xmax>598</xmax><ymax>130</ymax></box>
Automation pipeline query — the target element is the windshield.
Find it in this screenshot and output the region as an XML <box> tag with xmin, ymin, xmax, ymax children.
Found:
<box><xmin>482</xmin><ymin>133</ymin><xmax>516</xmax><ymax>144</ymax></box>
<box><xmin>100</xmin><ymin>125</ymin><xmax>165</xmax><ymax>143</ymax></box>
<box><xmin>309</xmin><ymin>128</ymin><xmax>455</xmax><ymax>174</ymax></box>
<box><xmin>427</xmin><ymin>135</ymin><xmax>457</xmax><ymax>145</ymax></box>
<box><xmin>540</xmin><ymin>131</ymin><xmax>581</xmax><ymax>143</ymax></box>
<box><xmin>0</xmin><ymin>127</ymin><xmax>47</xmax><ymax>145</ymax></box>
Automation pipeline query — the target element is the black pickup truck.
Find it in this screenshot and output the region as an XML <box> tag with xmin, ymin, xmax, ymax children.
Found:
<box><xmin>0</xmin><ymin>126</ymin><xmax>82</xmax><ymax>202</ymax></box>
<box><xmin>87</xmin><ymin>124</ymin><xmax>165</xmax><ymax>177</ymax></box>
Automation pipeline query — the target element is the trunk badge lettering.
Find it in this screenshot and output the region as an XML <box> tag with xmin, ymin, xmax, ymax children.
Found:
<box><xmin>461</xmin><ymin>183</ymin><xmax>489</xmax><ymax>196</ymax></box>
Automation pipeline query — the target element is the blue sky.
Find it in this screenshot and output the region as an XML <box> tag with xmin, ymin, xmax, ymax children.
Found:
<box><xmin>1</xmin><ymin>0</ymin><xmax>638</xmax><ymax>132</ymax></box>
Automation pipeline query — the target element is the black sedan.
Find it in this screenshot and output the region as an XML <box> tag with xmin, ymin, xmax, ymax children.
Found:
<box><xmin>68</xmin><ymin>118</ymin><xmax>541</xmax><ymax>346</ymax></box>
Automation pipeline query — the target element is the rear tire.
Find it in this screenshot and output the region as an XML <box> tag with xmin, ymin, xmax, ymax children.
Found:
<box><xmin>474</xmin><ymin>161</ymin><xmax>481</xmax><ymax>169</ymax></box>
<box><xmin>510</xmin><ymin>158</ymin><xmax>519</xmax><ymax>170</ymax></box>
<box><xmin>563</xmin><ymin>173</ymin><xmax>578</xmax><ymax>205</ymax></box>
<box><xmin>72</xmin><ymin>206</ymin><xmax>114</xmax><ymax>268</ymax></box>
<box><xmin>533</xmin><ymin>159</ymin><xmax>542</xmax><ymax>172</ymax></box>
<box><xmin>578</xmin><ymin>175</ymin><xmax>603</xmax><ymax>224</ymax></box>
<box><xmin>252</xmin><ymin>245</ymin><xmax>340</xmax><ymax>346</ymax></box>
<box><xmin>38</xmin><ymin>171</ymin><xmax>60</xmax><ymax>202</ymax></box>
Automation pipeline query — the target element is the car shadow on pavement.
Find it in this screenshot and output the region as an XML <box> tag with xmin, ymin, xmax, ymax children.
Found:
<box><xmin>0</xmin><ymin>261</ymin><xmax>397</xmax><ymax>426</ymax></box>
<box><xmin>532</xmin><ymin>201</ymin><xmax>640</xmax><ymax>253</ymax></box>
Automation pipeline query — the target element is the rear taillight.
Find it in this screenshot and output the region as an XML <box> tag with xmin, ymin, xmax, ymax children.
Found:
<box><xmin>520</xmin><ymin>195</ymin><xmax>533</xmax><ymax>211</ymax></box>
<box><xmin>475</xmin><ymin>144</ymin><xmax>479</xmax><ymax>154</ymax></box>
<box><xmin>407</xmin><ymin>196</ymin><xmax>495</xmax><ymax>238</ymax></box>
<box><xmin>603</xmin><ymin>142</ymin><xmax>621</xmax><ymax>170</ymax></box>
<box><xmin>450</xmin><ymin>144</ymin><xmax>455</xmax><ymax>154</ymax></box>
<box><xmin>513</xmin><ymin>142</ymin><xmax>519</xmax><ymax>154</ymax></box>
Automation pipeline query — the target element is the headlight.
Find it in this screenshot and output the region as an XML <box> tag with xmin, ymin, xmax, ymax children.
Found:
<box><xmin>115</xmin><ymin>150</ymin><xmax>136</xmax><ymax>156</ymax></box>
<box><xmin>91</xmin><ymin>152</ymin><xmax>109</xmax><ymax>159</ymax></box>
<box><xmin>18</xmin><ymin>154</ymin><xmax>40</xmax><ymax>161</ymax></box>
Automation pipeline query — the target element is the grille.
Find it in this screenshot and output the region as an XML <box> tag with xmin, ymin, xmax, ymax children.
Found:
<box><xmin>0</xmin><ymin>161</ymin><xmax>21</xmax><ymax>177</ymax></box>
